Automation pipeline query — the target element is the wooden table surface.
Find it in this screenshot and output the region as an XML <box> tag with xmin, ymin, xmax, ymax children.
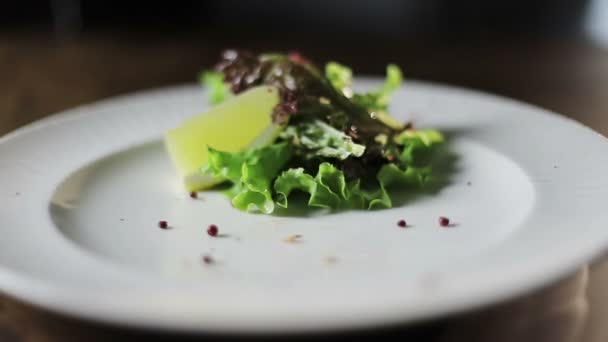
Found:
<box><xmin>1</xmin><ymin>33</ymin><xmax>608</xmax><ymax>341</ymax></box>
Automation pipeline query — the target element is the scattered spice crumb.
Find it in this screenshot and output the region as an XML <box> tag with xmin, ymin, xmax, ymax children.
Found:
<box><xmin>397</xmin><ymin>219</ymin><xmax>407</xmax><ymax>228</ymax></box>
<box><xmin>207</xmin><ymin>224</ymin><xmax>219</xmax><ymax>237</ymax></box>
<box><xmin>466</xmin><ymin>181</ymin><xmax>472</xmax><ymax>186</ymax></box>
<box><xmin>158</xmin><ymin>220</ymin><xmax>168</xmax><ymax>229</ymax></box>
<box><xmin>283</xmin><ymin>234</ymin><xmax>302</xmax><ymax>243</ymax></box>
<box><xmin>202</xmin><ymin>255</ymin><xmax>214</xmax><ymax>264</ymax></box>
<box><xmin>553</xmin><ymin>165</ymin><xmax>558</xmax><ymax>169</ymax></box>
<box><xmin>189</xmin><ymin>191</ymin><xmax>198</xmax><ymax>199</ymax></box>
<box><xmin>119</xmin><ymin>218</ymin><xmax>125</xmax><ymax>221</ymax></box>
<box><xmin>15</xmin><ymin>192</ymin><xmax>20</xmax><ymax>196</ymax></box>
<box><xmin>324</xmin><ymin>256</ymin><xmax>337</xmax><ymax>264</ymax></box>
<box><xmin>439</xmin><ymin>216</ymin><xmax>450</xmax><ymax>227</ymax></box>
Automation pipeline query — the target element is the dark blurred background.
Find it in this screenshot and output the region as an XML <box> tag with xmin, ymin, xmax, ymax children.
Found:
<box><xmin>1</xmin><ymin>0</ymin><xmax>608</xmax><ymax>136</ymax></box>
<box><xmin>1</xmin><ymin>0</ymin><xmax>607</xmax><ymax>131</ymax></box>
<box><xmin>2</xmin><ymin>1</ymin><xmax>608</xmax><ymax>341</ymax></box>
<box><xmin>0</xmin><ymin>0</ymin><xmax>593</xmax><ymax>35</ymax></box>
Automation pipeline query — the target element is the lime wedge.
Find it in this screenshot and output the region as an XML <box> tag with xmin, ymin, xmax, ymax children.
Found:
<box><xmin>165</xmin><ymin>86</ymin><xmax>280</xmax><ymax>191</ymax></box>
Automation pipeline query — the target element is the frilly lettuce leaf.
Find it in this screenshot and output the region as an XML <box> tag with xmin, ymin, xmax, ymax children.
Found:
<box><xmin>353</xmin><ymin>164</ymin><xmax>430</xmax><ymax>210</ymax></box>
<box><xmin>203</xmin><ymin>129</ymin><xmax>442</xmax><ymax>214</ymax></box>
<box><xmin>274</xmin><ymin>163</ymin><xmax>353</xmax><ymax>210</ymax></box>
<box><xmin>204</xmin><ymin>143</ymin><xmax>291</xmax><ymax>213</ymax></box>
<box><xmin>280</xmin><ymin>120</ymin><xmax>365</xmax><ymax>160</ymax></box>
<box><xmin>273</xmin><ymin>161</ymin><xmax>429</xmax><ymax>211</ymax></box>
<box><xmin>200</xmin><ymin>71</ymin><xmax>232</xmax><ymax>105</ymax></box>
<box><xmin>274</xmin><ymin>167</ymin><xmax>339</xmax><ymax>209</ymax></box>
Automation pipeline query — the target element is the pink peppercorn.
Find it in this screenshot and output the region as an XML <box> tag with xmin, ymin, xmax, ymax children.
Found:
<box><xmin>207</xmin><ymin>224</ymin><xmax>218</xmax><ymax>237</ymax></box>
<box><xmin>202</xmin><ymin>255</ymin><xmax>213</xmax><ymax>264</ymax></box>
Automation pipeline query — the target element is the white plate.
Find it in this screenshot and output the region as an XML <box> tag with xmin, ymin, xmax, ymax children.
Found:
<box><xmin>1</xmin><ymin>79</ymin><xmax>608</xmax><ymax>333</ymax></box>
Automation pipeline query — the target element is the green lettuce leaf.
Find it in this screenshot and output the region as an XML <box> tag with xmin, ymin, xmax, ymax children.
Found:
<box><xmin>204</xmin><ymin>148</ymin><xmax>249</xmax><ymax>182</ymax></box>
<box><xmin>203</xmin><ymin>128</ymin><xmax>443</xmax><ymax>214</ymax></box>
<box><xmin>344</xmin><ymin>180</ymin><xmax>366</xmax><ymax>209</ymax></box>
<box><xmin>395</xmin><ymin>129</ymin><xmax>444</xmax><ymax>147</ymax></box>
<box><xmin>352</xmin><ymin>64</ymin><xmax>403</xmax><ymax>112</ymax></box>
<box><xmin>360</xmin><ymin>163</ymin><xmax>431</xmax><ymax>210</ymax></box>
<box><xmin>200</xmin><ymin>71</ymin><xmax>232</xmax><ymax>105</ymax></box>
<box><xmin>377</xmin><ymin>163</ymin><xmax>431</xmax><ymax>188</ymax></box>
<box><xmin>274</xmin><ymin>163</ymin><xmax>356</xmax><ymax>210</ymax></box>
<box><xmin>273</xmin><ymin>162</ymin><xmax>424</xmax><ymax>211</ymax></box>
<box><xmin>280</xmin><ymin>119</ymin><xmax>365</xmax><ymax>160</ymax></box>
<box><xmin>362</xmin><ymin>186</ymin><xmax>392</xmax><ymax>210</ymax></box>
<box><xmin>204</xmin><ymin>143</ymin><xmax>292</xmax><ymax>213</ymax></box>
<box><xmin>274</xmin><ymin>167</ymin><xmax>339</xmax><ymax>209</ymax></box>
<box><xmin>395</xmin><ymin>129</ymin><xmax>444</xmax><ymax>165</ymax></box>
<box><xmin>325</xmin><ymin>62</ymin><xmax>353</xmax><ymax>96</ymax></box>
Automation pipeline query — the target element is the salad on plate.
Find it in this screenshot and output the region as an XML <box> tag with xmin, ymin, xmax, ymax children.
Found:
<box><xmin>165</xmin><ymin>50</ymin><xmax>444</xmax><ymax>214</ymax></box>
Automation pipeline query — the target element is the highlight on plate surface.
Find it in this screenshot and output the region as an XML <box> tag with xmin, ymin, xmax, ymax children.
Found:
<box><xmin>164</xmin><ymin>50</ymin><xmax>444</xmax><ymax>214</ymax></box>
